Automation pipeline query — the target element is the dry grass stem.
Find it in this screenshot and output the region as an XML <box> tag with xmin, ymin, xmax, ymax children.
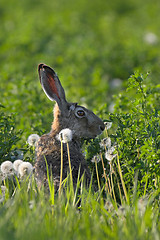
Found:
<box><xmin>95</xmin><ymin>161</ymin><xmax>101</xmax><ymax>191</ymax></box>
<box><xmin>100</xmin><ymin>152</ymin><xmax>110</xmax><ymax>194</ymax></box>
<box><xmin>117</xmin><ymin>151</ymin><xmax>129</xmax><ymax>204</ymax></box>
<box><xmin>59</xmin><ymin>140</ymin><xmax>63</xmax><ymax>196</ymax></box>
<box><xmin>109</xmin><ymin>163</ymin><xmax>117</xmax><ymax>203</ymax></box>
<box><xmin>66</xmin><ymin>142</ymin><xmax>73</xmax><ymax>189</ymax></box>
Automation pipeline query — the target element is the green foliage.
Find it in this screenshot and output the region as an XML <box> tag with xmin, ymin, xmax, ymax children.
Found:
<box><xmin>0</xmin><ymin>105</ymin><xmax>22</xmax><ymax>164</ymax></box>
<box><xmin>109</xmin><ymin>72</ymin><xmax>160</xmax><ymax>195</ymax></box>
<box><xmin>0</xmin><ymin>175</ymin><xmax>159</xmax><ymax>240</ymax></box>
<box><xmin>84</xmin><ymin>71</ymin><xmax>159</xmax><ymax>203</ymax></box>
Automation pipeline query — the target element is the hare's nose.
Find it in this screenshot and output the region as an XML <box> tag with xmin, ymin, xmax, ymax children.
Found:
<box><xmin>99</xmin><ymin>124</ymin><xmax>105</xmax><ymax>132</ymax></box>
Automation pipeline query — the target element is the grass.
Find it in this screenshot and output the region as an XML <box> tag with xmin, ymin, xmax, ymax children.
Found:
<box><xmin>0</xmin><ymin>0</ymin><xmax>160</xmax><ymax>239</ymax></box>
<box><xmin>0</xmin><ymin>174</ymin><xmax>159</xmax><ymax>240</ymax></box>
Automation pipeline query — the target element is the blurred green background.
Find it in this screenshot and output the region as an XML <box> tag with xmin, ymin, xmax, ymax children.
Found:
<box><xmin>0</xmin><ymin>0</ymin><xmax>160</xmax><ymax>140</ymax></box>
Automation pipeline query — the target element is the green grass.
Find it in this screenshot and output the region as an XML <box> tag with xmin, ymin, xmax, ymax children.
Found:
<box><xmin>0</xmin><ymin>0</ymin><xmax>160</xmax><ymax>239</ymax></box>
<box><xmin>0</xmin><ymin>175</ymin><xmax>159</xmax><ymax>240</ymax></box>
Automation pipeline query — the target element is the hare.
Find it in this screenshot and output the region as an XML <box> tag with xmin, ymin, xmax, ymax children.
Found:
<box><xmin>35</xmin><ymin>64</ymin><xmax>105</xmax><ymax>191</ymax></box>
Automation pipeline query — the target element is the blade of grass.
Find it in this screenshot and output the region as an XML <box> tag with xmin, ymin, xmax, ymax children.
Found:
<box><xmin>117</xmin><ymin>151</ymin><xmax>129</xmax><ymax>204</ymax></box>
<box><xmin>44</xmin><ymin>156</ymin><xmax>54</xmax><ymax>206</ymax></box>
<box><xmin>59</xmin><ymin>139</ymin><xmax>63</xmax><ymax>196</ymax></box>
<box><xmin>66</xmin><ymin>142</ymin><xmax>73</xmax><ymax>192</ymax></box>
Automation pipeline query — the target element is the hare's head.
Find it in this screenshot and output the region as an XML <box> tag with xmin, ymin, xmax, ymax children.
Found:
<box><xmin>38</xmin><ymin>64</ymin><xmax>105</xmax><ymax>139</ymax></box>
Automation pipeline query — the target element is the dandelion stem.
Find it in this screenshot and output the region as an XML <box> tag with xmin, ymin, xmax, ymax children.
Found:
<box><xmin>59</xmin><ymin>140</ymin><xmax>63</xmax><ymax>196</ymax></box>
<box><xmin>105</xmin><ymin>128</ymin><xmax>108</xmax><ymax>138</ymax></box>
<box><xmin>107</xmin><ymin>176</ymin><xmax>112</xmax><ymax>194</ymax></box>
<box><xmin>100</xmin><ymin>152</ymin><xmax>110</xmax><ymax>194</ymax></box>
<box><xmin>113</xmin><ymin>170</ymin><xmax>123</xmax><ymax>205</ymax></box>
<box><xmin>100</xmin><ymin>152</ymin><xmax>112</xmax><ymax>197</ymax></box>
<box><xmin>66</xmin><ymin>142</ymin><xmax>73</xmax><ymax>190</ymax></box>
<box><xmin>110</xmin><ymin>163</ymin><xmax>117</xmax><ymax>204</ymax></box>
<box><xmin>95</xmin><ymin>161</ymin><xmax>101</xmax><ymax>191</ymax></box>
<box><xmin>117</xmin><ymin>151</ymin><xmax>129</xmax><ymax>204</ymax></box>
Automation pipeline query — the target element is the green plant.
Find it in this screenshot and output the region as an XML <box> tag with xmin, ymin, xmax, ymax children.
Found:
<box><xmin>0</xmin><ymin>169</ymin><xmax>159</xmax><ymax>240</ymax></box>
<box><xmin>0</xmin><ymin>105</ymin><xmax>22</xmax><ymax>164</ymax></box>
<box><xmin>109</xmin><ymin>72</ymin><xmax>160</xmax><ymax>196</ymax></box>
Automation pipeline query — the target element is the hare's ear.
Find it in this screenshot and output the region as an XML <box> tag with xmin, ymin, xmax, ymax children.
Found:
<box><xmin>38</xmin><ymin>64</ymin><xmax>67</xmax><ymax>111</ymax></box>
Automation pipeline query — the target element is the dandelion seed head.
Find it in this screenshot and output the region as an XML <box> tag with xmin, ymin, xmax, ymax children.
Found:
<box><xmin>144</xmin><ymin>32</ymin><xmax>158</xmax><ymax>45</ymax></box>
<box><xmin>100</xmin><ymin>137</ymin><xmax>111</xmax><ymax>149</ymax></box>
<box><xmin>13</xmin><ymin>159</ymin><xmax>23</xmax><ymax>172</ymax></box>
<box><xmin>27</xmin><ymin>134</ymin><xmax>40</xmax><ymax>146</ymax></box>
<box><xmin>58</xmin><ymin>128</ymin><xmax>73</xmax><ymax>143</ymax></box>
<box><xmin>18</xmin><ymin>162</ymin><xmax>33</xmax><ymax>177</ymax></box>
<box><xmin>91</xmin><ymin>155</ymin><xmax>101</xmax><ymax>163</ymax></box>
<box><xmin>110</xmin><ymin>78</ymin><xmax>122</xmax><ymax>89</ymax></box>
<box><xmin>105</xmin><ymin>152</ymin><xmax>117</xmax><ymax>162</ymax></box>
<box><xmin>108</xmin><ymin>146</ymin><xmax>115</xmax><ymax>154</ymax></box>
<box><xmin>104</xmin><ymin>122</ymin><xmax>112</xmax><ymax>130</ymax></box>
<box><xmin>0</xmin><ymin>161</ymin><xmax>13</xmax><ymax>174</ymax></box>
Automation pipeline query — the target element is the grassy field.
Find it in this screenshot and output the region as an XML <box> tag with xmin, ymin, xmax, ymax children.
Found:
<box><xmin>0</xmin><ymin>0</ymin><xmax>160</xmax><ymax>239</ymax></box>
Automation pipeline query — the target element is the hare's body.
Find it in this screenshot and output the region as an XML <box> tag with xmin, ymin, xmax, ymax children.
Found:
<box><xmin>35</xmin><ymin>130</ymin><xmax>90</xmax><ymax>191</ymax></box>
<box><xmin>35</xmin><ymin>64</ymin><xmax>105</xmax><ymax>191</ymax></box>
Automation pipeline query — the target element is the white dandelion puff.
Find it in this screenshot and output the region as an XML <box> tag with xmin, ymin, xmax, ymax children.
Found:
<box><xmin>91</xmin><ymin>155</ymin><xmax>101</xmax><ymax>163</ymax></box>
<box><xmin>105</xmin><ymin>146</ymin><xmax>116</xmax><ymax>161</ymax></box>
<box><xmin>144</xmin><ymin>32</ymin><xmax>158</xmax><ymax>45</ymax></box>
<box><xmin>100</xmin><ymin>137</ymin><xmax>111</xmax><ymax>149</ymax></box>
<box><xmin>110</xmin><ymin>78</ymin><xmax>122</xmax><ymax>89</ymax></box>
<box><xmin>104</xmin><ymin>122</ymin><xmax>112</xmax><ymax>130</ymax></box>
<box><xmin>59</xmin><ymin>128</ymin><xmax>73</xmax><ymax>143</ymax></box>
<box><xmin>13</xmin><ymin>159</ymin><xmax>23</xmax><ymax>172</ymax></box>
<box><xmin>27</xmin><ymin>134</ymin><xmax>40</xmax><ymax>146</ymax></box>
<box><xmin>105</xmin><ymin>152</ymin><xmax>117</xmax><ymax>162</ymax></box>
<box><xmin>0</xmin><ymin>161</ymin><xmax>13</xmax><ymax>174</ymax></box>
<box><xmin>108</xmin><ymin>146</ymin><xmax>116</xmax><ymax>154</ymax></box>
<box><xmin>18</xmin><ymin>162</ymin><xmax>33</xmax><ymax>177</ymax></box>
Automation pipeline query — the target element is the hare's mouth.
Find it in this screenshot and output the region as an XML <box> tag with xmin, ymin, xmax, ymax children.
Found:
<box><xmin>86</xmin><ymin>125</ymin><xmax>105</xmax><ymax>139</ymax></box>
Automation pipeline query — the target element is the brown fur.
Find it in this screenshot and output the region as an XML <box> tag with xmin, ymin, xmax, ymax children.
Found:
<box><xmin>51</xmin><ymin>104</ymin><xmax>61</xmax><ymax>133</ymax></box>
<box><xmin>35</xmin><ymin>103</ymin><xmax>91</xmax><ymax>191</ymax></box>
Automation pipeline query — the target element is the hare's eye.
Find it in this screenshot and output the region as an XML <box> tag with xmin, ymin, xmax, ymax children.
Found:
<box><xmin>77</xmin><ymin>110</ymin><xmax>85</xmax><ymax>117</ymax></box>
